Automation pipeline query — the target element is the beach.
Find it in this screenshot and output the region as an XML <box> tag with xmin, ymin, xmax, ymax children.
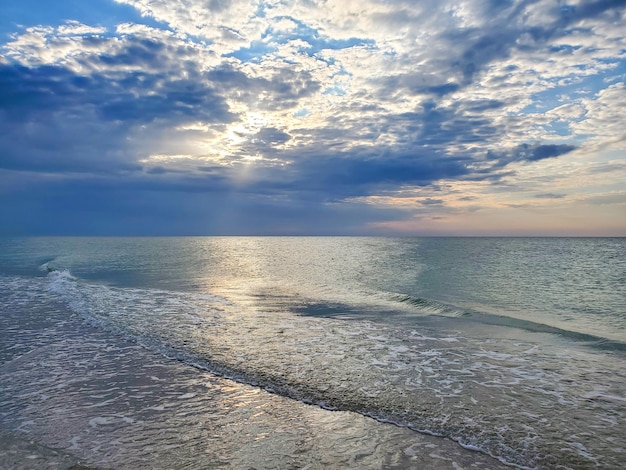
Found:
<box><xmin>1</xmin><ymin>292</ymin><xmax>508</xmax><ymax>469</ymax></box>
<box><xmin>1</xmin><ymin>237</ymin><xmax>625</xmax><ymax>468</ymax></box>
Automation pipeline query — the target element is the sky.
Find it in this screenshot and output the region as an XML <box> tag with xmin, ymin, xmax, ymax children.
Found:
<box><xmin>0</xmin><ymin>0</ymin><xmax>625</xmax><ymax>236</ymax></box>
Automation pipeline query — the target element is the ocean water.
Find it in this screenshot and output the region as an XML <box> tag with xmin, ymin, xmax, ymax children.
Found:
<box><xmin>0</xmin><ymin>237</ymin><xmax>624</xmax><ymax>469</ymax></box>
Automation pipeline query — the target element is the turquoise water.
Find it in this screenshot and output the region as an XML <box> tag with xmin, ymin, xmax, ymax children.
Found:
<box><xmin>1</xmin><ymin>237</ymin><xmax>625</xmax><ymax>468</ymax></box>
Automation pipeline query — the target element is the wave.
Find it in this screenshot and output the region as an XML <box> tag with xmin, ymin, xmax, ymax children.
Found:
<box><xmin>387</xmin><ymin>292</ymin><xmax>626</xmax><ymax>352</ymax></box>
<box><xmin>43</xmin><ymin>270</ymin><xmax>351</xmax><ymax>407</ymax></box>
<box><xmin>387</xmin><ymin>293</ymin><xmax>465</xmax><ymax>316</ymax></box>
<box><xmin>40</xmin><ymin>270</ymin><xmax>626</xmax><ymax>469</ymax></box>
<box><xmin>40</xmin><ymin>271</ymin><xmax>513</xmax><ymax>463</ymax></box>
<box><xmin>38</xmin><ymin>261</ymin><xmax>56</xmax><ymax>273</ymax></box>
<box><xmin>463</xmin><ymin>311</ymin><xmax>626</xmax><ymax>352</ymax></box>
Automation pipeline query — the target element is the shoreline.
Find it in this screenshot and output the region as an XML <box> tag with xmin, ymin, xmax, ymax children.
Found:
<box><xmin>0</xmin><ymin>302</ymin><xmax>509</xmax><ymax>470</ymax></box>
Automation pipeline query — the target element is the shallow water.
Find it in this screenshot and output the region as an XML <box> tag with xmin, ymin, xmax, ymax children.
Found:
<box><xmin>1</xmin><ymin>237</ymin><xmax>625</xmax><ymax>468</ymax></box>
<box><xmin>0</xmin><ymin>285</ymin><xmax>507</xmax><ymax>469</ymax></box>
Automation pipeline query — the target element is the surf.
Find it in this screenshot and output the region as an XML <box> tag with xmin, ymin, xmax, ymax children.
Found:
<box><xmin>39</xmin><ymin>268</ymin><xmax>626</xmax><ymax>469</ymax></box>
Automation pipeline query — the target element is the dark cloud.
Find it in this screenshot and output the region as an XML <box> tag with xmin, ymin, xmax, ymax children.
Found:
<box><xmin>98</xmin><ymin>75</ymin><xmax>232</xmax><ymax>123</ymax></box>
<box><xmin>207</xmin><ymin>64</ymin><xmax>321</xmax><ymax>110</ymax></box>
<box><xmin>0</xmin><ymin>64</ymin><xmax>83</xmax><ymax>120</ymax></box>
<box><xmin>145</xmin><ymin>166</ymin><xmax>170</xmax><ymax>174</ymax></box>
<box><xmin>421</xmin><ymin>198</ymin><xmax>445</xmax><ymax>205</ymax></box>
<box><xmin>253</xmin><ymin>127</ymin><xmax>291</xmax><ymax>145</ymax></box>
<box><xmin>0</xmin><ymin>48</ymin><xmax>237</xmax><ymax>174</ymax></box>
<box><xmin>534</xmin><ymin>193</ymin><xmax>567</xmax><ymax>199</ymax></box>
<box><xmin>424</xmin><ymin>83</ymin><xmax>460</xmax><ymax>96</ymax></box>
<box><xmin>464</xmin><ymin>99</ymin><xmax>506</xmax><ymax>112</ymax></box>
<box><xmin>584</xmin><ymin>193</ymin><xmax>626</xmax><ymax>205</ymax></box>
<box><xmin>0</xmin><ymin>69</ymin><xmax>139</xmax><ymax>174</ymax></box>
<box><xmin>0</xmin><ymin>170</ymin><xmax>405</xmax><ymax>236</ymax></box>
<box><xmin>525</xmin><ymin>144</ymin><xmax>577</xmax><ymax>161</ymax></box>
<box><xmin>486</xmin><ymin>143</ymin><xmax>577</xmax><ymax>168</ymax></box>
<box><xmin>98</xmin><ymin>38</ymin><xmax>166</xmax><ymax>67</ymax></box>
<box><xmin>266</xmin><ymin>147</ymin><xmax>470</xmax><ymax>200</ymax></box>
<box><xmin>562</xmin><ymin>0</ymin><xmax>626</xmax><ymax>23</ymax></box>
<box><xmin>587</xmin><ymin>162</ymin><xmax>626</xmax><ymax>174</ymax></box>
<box><xmin>0</xmin><ymin>34</ymin><xmax>238</xmax><ymax>125</ymax></box>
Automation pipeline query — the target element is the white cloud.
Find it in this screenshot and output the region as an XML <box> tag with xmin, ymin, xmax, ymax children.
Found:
<box><xmin>574</xmin><ymin>82</ymin><xmax>626</xmax><ymax>151</ymax></box>
<box><xmin>57</xmin><ymin>21</ymin><xmax>107</xmax><ymax>36</ymax></box>
<box><xmin>113</xmin><ymin>0</ymin><xmax>264</xmax><ymax>53</ymax></box>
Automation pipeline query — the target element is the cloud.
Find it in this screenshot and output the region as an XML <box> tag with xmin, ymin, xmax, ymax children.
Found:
<box><xmin>573</xmin><ymin>82</ymin><xmax>626</xmax><ymax>152</ymax></box>
<box><xmin>285</xmin><ymin>150</ymin><xmax>469</xmax><ymax>198</ymax></box>
<box><xmin>534</xmin><ymin>193</ymin><xmax>567</xmax><ymax>199</ymax></box>
<box><xmin>206</xmin><ymin>64</ymin><xmax>322</xmax><ymax>110</ymax></box>
<box><xmin>253</xmin><ymin>127</ymin><xmax>291</xmax><ymax>145</ymax></box>
<box><xmin>484</xmin><ymin>143</ymin><xmax>578</xmax><ymax>170</ymax></box>
<box><xmin>583</xmin><ymin>192</ymin><xmax>626</xmax><ymax>206</ymax></box>
<box><xmin>0</xmin><ymin>168</ymin><xmax>405</xmax><ymax>235</ymax></box>
<box><xmin>0</xmin><ymin>58</ymin><xmax>237</xmax><ymax>175</ymax></box>
<box><xmin>0</xmin><ymin>0</ymin><xmax>625</xmax><ymax>235</ymax></box>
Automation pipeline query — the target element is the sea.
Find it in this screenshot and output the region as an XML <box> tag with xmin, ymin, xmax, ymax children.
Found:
<box><xmin>0</xmin><ymin>237</ymin><xmax>624</xmax><ymax>469</ymax></box>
